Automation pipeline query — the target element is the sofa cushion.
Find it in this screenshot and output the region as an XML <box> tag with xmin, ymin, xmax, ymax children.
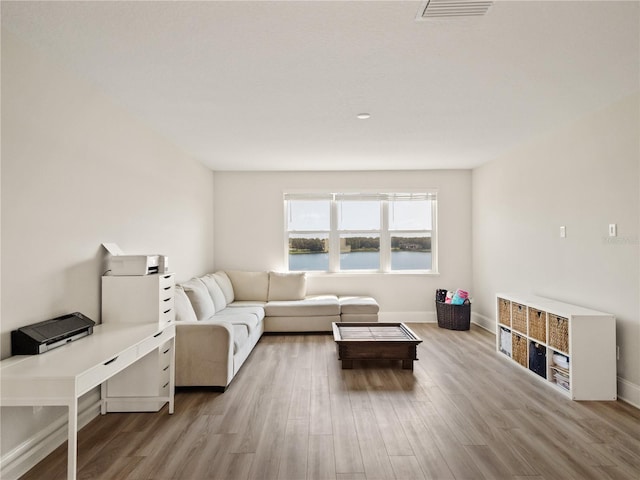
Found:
<box><xmin>341</xmin><ymin>313</ymin><xmax>378</xmax><ymax>322</ymax></box>
<box><xmin>339</xmin><ymin>296</ymin><xmax>380</xmax><ymax>314</ymax></box>
<box><xmin>265</xmin><ymin>315</ymin><xmax>340</xmax><ymax>332</ymax></box>
<box><xmin>182</xmin><ymin>278</ymin><xmax>216</xmax><ymax>321</ymax></box>
<box><xmin>231</xmin><ymin>324</ymin><xmax>249</xmax><ymax>354</ymax></box>
<box><xmin>227</xmin><ymin>300</ymin><xmax>267</xmax><ymax>308</ymax></box>
<box><xmin>215</xmin><ymin>311</ymin><xmax>262</xmax><ymax>335</ymax></box>
<box><xmin>174</xmin><ymin>285</ymin><xmax>198</xmax><ymax>322</ymax></box>
<box><xmin>200</xmin><ymin>274</ymin><xmax>227</xmax><ymax>312</ymax></box>
<box><xmin>226</xmin><ymin>271</ymin><xmax>269</xmax><ymax>301</ymax></box>
<box><xmin>217</xmin><ymin>306</ymin><xmax>265</xmax><ymax>322</ymax></box>
<box><xmin>265</xmin><ymin>295</ymin><xmax>340</xmax><ymax>317</ymax></box>
<box><xmin>268</xmin><ymin>272</ymin><xmax>306</xmax><ymax>301</ymax></box>
<box><xmin>212</xmin><ymin>271</ymin><xmax>235</xmax><ymax>304</ymax></box>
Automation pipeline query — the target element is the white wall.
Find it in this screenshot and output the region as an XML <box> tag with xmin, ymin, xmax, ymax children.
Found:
<box><xmin>0</xmin><ymin>33</ymin><xmax>215</xmax><ymax>476</ymax></box>
<box><xmin>213</xmin><ymin>170</ymin><xmax>471</xmax><ymax>320</ymax></box>
<box><xmin>472</xmin><ymin>93</ymin><xmax>640</xmax><ymax>405</ymax></box>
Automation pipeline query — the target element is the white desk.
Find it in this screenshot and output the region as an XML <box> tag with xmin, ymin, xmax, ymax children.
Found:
<box><xmin>0</xmin><ymin>322</ymin><xmax>175</xmax><ymax>480</ymax></box>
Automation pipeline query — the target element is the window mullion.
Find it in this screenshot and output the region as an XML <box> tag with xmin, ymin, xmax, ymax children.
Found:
<box><xmin>380</xmin><ymin>200</ymin><xmax>390</xmax><ymax>272</ymax></box>
<box><xmin>430</xmin><ymin>199</ymin><xmax>438</xmax><ymax>273</ymax></box>
<box><xmin>329</xmin><ymin>199</ymin><xmax>339</xmax><ymax>272</ymax></box>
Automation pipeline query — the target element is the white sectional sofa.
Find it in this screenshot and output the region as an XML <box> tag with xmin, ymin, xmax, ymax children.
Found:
<box><xmin>173</xmin><ymin>270</ymin><xmax>378</xmax><ymax>389</ymax></box>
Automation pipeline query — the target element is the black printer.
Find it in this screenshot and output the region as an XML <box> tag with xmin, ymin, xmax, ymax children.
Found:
<box><xmin>11</xmin><ymin>312</ymin><xmax>96</xmax><ymax>355</ymax></box>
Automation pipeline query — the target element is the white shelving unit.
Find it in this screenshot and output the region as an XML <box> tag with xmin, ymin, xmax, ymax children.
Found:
<box><xmin>496</xmin><ymin>293</ymin><xmax>616</xmax><ymax>401</ymax></box>
<box><xmin>101</xmin><ymin>273</ymin><xmax>176</xmax><ymax>412</ymax></box>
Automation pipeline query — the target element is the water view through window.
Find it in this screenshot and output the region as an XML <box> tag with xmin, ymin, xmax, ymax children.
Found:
<box><xmin>289</xmin><ymin>250</ymin><xmax>433</xmax><ymax>271</ymax></box>
<box><xmin>285</xmin><ymin>192</ymin><xmax>436</xmax><ymax>272</ymax></box>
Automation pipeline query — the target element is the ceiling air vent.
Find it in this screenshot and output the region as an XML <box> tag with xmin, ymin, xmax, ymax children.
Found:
<box><xmin>416</xmin><ymin>0</ymin><xmax>493</xmax><ymax>20</ymax></box>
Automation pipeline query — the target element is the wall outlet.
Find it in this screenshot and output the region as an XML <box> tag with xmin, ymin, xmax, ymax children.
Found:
<box><xmin>609</xmin><ymin>224</ymin><xmax>617</xmax><ymax>237</ymax></box>
<box><xmin>560</xmin><ymin>226</ymin><xmax>566</xmax><ymax>238</ymax></box>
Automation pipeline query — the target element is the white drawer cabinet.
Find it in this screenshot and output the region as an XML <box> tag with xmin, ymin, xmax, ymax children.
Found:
<box><xmin>102</xmin><ymin>335</ymin><xmax>174</xmax><ymax>412</ymax></box>
<box><xmin>496</xmin><ymin>293</ymin><xmax>616</xmax><ymax>401</ymax></box>
<box><xmin>101</xmin><ymin>274</ymin><xmax>176</xmax><ymax>412</ymax></box>
<box><xmin>102</xmin><ymin>273</ymin><xmax>175</xmax><ymax>328</ymax></box>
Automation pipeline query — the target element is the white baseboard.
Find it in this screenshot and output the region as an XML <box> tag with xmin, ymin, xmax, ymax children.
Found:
<box><xmin>379</xmin><ymin>311</ymin><xmax>496</xmax><ymax>331</ymax></box>
<box><xmin>617</xmin><ymin>377</ymin><xmax>640</xmax><ymax>409</ymax></box>
<box><xmin>471</xmin><ymin>311</ymin><xmax>495</xmax><ymax>333</ymax></box>
<box><xmin>0</xmin><ymin>392</ymin><xmax>101</xmax><ymax>480</ymax></box>
<box><xmin>380</xmin><ymin>311</ymin><xmax>496</xmax><ymax>329</ymax></box>
<box><xmin>378</xmin><ymin>311</ymin><xmax>436</xmax><ymax>323</ymax></box>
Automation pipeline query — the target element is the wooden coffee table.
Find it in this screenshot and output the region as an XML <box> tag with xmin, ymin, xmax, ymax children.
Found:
<box><xmin>332</xmin><ymin>322</ymin><xmax>422</xmax><ymax>370</ymax></box>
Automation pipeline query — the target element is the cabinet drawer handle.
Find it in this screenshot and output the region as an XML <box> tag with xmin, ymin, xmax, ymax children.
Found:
<box><xmin>163</xmin><ymin>275</ymin><xmax>171</xmax><ymax>279</ymax></box>
<box><xmin>104</xmin><ymin>356</ymin><xmax>118</xmax><ymax>366</ymax></box>
<box><xmin>163</xmin><ymin>308</ymin><xmax>172</xmax><ymax>314</ymax></box>
<box><xmin>163</xmin><ymin>382</ymin><xmax>170</xmax><ymax>388</ymax></box>
<box><xmin>154</xmin><ymin>331</ymin><xmax>163</xmax><ymax>338</ymax></box>
<box><xmin>163</xmin><ymin>348</ymin><xmax>171</xmax><ymax>355</ymax></box>
<box><xmin>163</xmin><ymin>297</ymin><xmax>172</xmax><ymax>302</ymax></box>
<box><xmin>163</xmin><ymin>365</ymin><xmax>170</xmax><ymax>371</ymax></box>
<box><xmin>163</xmin><ymin>286</ymin><xmax>171</xmax><ymax>291</ymax></box>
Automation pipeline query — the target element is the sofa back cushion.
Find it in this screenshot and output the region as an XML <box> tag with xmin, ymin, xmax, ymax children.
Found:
<box><xmin>268</xmin><ymin>272</ymin><xmax>307</xmax><ymax>301</ymax></box>
<box><xmin>225</xmin><ymin>271</ymin><xmax>269</xmax><ymax>301</ymax></box>
<box><xmin>212</xmin><ymin>271</ymin><xmax>235</xmax><ymax>304</ymax></box>
<box><xmin>200</xmin><ymin>274</ymin><xmax>227</xmax><ymax>312</ymax></box>
<box><xmin>174</xmin><ymin>285</ymin><xmax>198</xmax><ymax>322</ymax></box>
<box><xmin>181</xmin><ymin>278</ymin><xmax>215</xmax><ymax>321</ymax></box>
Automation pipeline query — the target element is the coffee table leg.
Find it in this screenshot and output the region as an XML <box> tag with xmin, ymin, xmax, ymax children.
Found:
<box><xmin>402</xmin><ymin>359</ymin><xmax>413</xmax><ymax>370</ymax></box>
<box><xmin>342</xmin><ymin>359</ymin><xmax>353</xmax><ymax>369</ymax></box>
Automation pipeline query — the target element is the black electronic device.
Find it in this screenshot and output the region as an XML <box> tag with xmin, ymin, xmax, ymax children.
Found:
<box><xmin>11</xmin><ymin>312</ymin><xmax>96</xmax><ymax>355</ymax></box>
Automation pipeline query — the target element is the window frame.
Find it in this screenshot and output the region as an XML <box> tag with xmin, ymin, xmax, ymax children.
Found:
<box><xmin>285</xmin><ymin>191</ymin><xmax>438</xmax><ymax>274</ymax></box>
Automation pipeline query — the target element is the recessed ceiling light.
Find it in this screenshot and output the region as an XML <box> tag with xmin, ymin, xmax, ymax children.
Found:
<box><xmin>357</xmin><ymin>113</ymin><xmax>371</xmax><ymax>119</ymax></box>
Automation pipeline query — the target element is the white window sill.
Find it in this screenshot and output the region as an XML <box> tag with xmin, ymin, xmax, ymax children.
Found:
<box><xmin>301</xmin><ymin>270</ymin><xmax>440</xmax><ymax>278</ymax></box>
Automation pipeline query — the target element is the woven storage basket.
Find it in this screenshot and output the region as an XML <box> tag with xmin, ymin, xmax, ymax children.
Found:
<box><xmin>436</xmin><ymin>301</ymin><xmax>471</xmax><ymax>331</ymax></box>
<box><xmin>512</xmin><ymin>333</ymin><xmax>528</xmax><ymax>368</ymax></box>
<box><xmin>549</xmin><ymin>314</ymin><xmax>569</xmax><ymax>353</ymax></box>
<box><xmin>511</xmin><ymin>302</ymin><xmax>527</xmax><ymax>334</ymax></box>
<box><xmin>498</xmin><ymin>298</ymin><xmax>511</xmax><ymax>327</ymax></box>
<box><xmin>528</xmin><ymin>307</ymin><xmax>547</xmax><ymax>343</ymax></box>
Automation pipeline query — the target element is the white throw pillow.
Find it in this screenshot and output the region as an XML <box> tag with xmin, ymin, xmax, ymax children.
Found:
<box><xmin>174</xmin><ymin>285</ymin><xmax>198</xmax><ymax>322</ymax></box>
<box><xmin>268</xmin><ymin>271</ymin><xmax>306</xmax><ymax>301</ymax></box>
<box><xmin>212</xmin><ymin>271</ymin><xmax>235</xmax><ymax>304</ymax></box>
<box><xmin>225</xmin><ymin>271</ymin><xmax>269</xmax><ymax>301</ymax></box>
<box><xmin>181</xmin><ymin>278</ymin><xmax>215</xmax><ymax>321</ymax></box>
<box><xmin>200</xmin><ymin>274</ymin><xmax>227</xmax><ymax>312</ymax></box>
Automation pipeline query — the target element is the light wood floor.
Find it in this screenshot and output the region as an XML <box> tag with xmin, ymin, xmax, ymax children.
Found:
<box><xmin>21</xmin><ymin>324</ymin><xmax>640</xmax><ymax>480</ymax></box>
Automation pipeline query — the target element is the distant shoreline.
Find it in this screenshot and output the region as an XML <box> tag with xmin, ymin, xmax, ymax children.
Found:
<box><xmin>290</xmin><ymin>249</ymin><xmax>430</xmax><ymax>255</ymax></box>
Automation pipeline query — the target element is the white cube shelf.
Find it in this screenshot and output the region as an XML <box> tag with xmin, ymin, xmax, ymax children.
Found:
<box><xmin>496</xmin><ymin>293</ymin><xmax>616</xmax><ymax>401</ymax></box>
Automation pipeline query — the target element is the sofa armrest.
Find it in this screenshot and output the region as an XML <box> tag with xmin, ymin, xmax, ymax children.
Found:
<box><xmin>175</xmin><ymin>321</ymin><xmax>234</xmax><ymax>387</ymax></box>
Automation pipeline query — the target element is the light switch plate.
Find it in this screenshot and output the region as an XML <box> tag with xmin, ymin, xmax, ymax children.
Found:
<box><xmin>609</xmin><ymin>224</ymin><xmax>617</xmax><ymax>237</ymax></box>
<box><xmin>560</xmin><ymin>226</ymin><xmax>566</xmax><ymax>238</ymax></box>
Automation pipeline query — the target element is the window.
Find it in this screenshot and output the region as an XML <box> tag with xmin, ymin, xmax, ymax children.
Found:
<box><xmin>285</xmin><ymin>192</ymin><xmax>437</xmax><ymax>272</ymax></box>
<box><xmin>338</xmin><ymin>197</ymin><xmax>380</xmax><ymax>271</ymax></box>
<box><xmin>287</xmin><ymin>198</ymin><xmax>330</xmax><ymax>271</ymax></box>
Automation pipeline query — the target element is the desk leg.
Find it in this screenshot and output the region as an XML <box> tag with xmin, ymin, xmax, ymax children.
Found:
<box><xmin>67</xmin><ymin>398</ymin><xmax>78</xmax><ymax>480</ymax></box>
<box><xmin>100</xmin><ymin>383</ymin><xmax>107</xmax><ymax>415</ymax></box>
<box><xmin>169</xmin><ymin>337</ymin><xmax>175</xmax><ymax>414</ymax></box>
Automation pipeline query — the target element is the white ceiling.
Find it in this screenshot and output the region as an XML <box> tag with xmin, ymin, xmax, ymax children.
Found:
<box><xmin>2</xmin><ymin>1</ymin><xmax>639</xmax><ymax>171</ymax></box>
